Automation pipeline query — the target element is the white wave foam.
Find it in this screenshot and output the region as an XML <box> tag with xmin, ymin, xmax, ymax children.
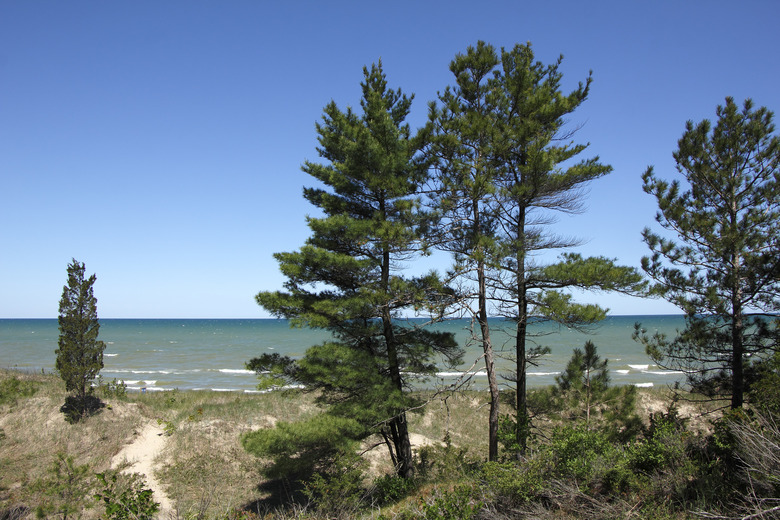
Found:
<box><xmin>644</xmin><ymin>370</ymin><xmax>684</xmax><ymax>375</ymax></box>
<box><xmin>628</xmin><ymin>364</ymin><xmax>650</xmax><ymax>370</ymax></box>
<box><xmin>126</xmin><ymin>385</ymin><xmax>167</xmax><ymax>392</ymax></box>
<box><xmin>105</xmin><ymin>353</ymin><xmax>118</xmax><ymax>357</ymax></box>
<box><xmin>435</xmin><ymin>371</ymin><xmax>467</xmax><ymax>377</ymax></box>
<box><xmin>633</xmin><ymin>382</ymin><xmax>654</xmax><ymax>388</ymax></box>
<box><xmin>110</xmin><ymin>369</ymin><xmax>172</xmax><ymax>375</ymax></box>
<box><xmin>528</xmin><ymin>372</ymin><xmax>560</xmax><ymax>377</ymax></box>
<box><xmin>218</xmin><ymin>369</ymin><xmax>254</xmax><ymax>375</ymax></box>
<box><xmin>615</xmin><ymin>370</ymin><xmax>630</xmax><ymax>375</ymax></box>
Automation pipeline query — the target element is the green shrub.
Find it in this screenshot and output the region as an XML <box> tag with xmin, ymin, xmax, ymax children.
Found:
<box><xmin>601</xmin><ymin>458</ymin><xmax>641</xmax><ymax>495</ymax></box>
<box><xmin>549</xmin><ymin>425</ymin><xmax>616</xmax><ymax>482</ymax></box>
<box><xmin>31</xmin><ymin>452</ymin><xmax>93</xmax><ymax>519</ymax></box>
<box><xmin>242</xmin><ymin>413</ymin><xmax>364</xmax><ymax>481</ymax></box>
<box><xmin>479</xmin><ymin>459</ymin><xmax>546</xmax><ymax>504</ymax></box>
<box><xmin>628</xmin><ymin>413</ymin><xmax>686</xmax><ymax>474</ymax></box>
<box><xmin>419</xmin><ymin>484</ymin><xmax>482</xmax><ymax>520</ymax></box>
<box><xmin>0</xmin><ymin>376</ymin><xmax>38</xmax><ymax>406</ymax></box>
<box><xmin>157</xmin><ymin>418</ymin><xmax>176</xmax><ymax>436</ymax></box>
<box><xmin>415</xmin><ymin>439</ymin><xmax>474</xmax><ymax>482</ymax></box>
<box><xmin>301</xmin><ymin>451</ymin><xmax>367</xmax><ymax>517</ymax></box>
<box><xmin>497</xmin><ymin>413</ymin><xmax>532</xmax><ymax>455</ymax></box>
<box><xmin>95</xmin><ymin>376</ymin><xmax>127</xmax><ymax>400</ymax></box>
<box><xmin>94</xmin><ymin>471</ymin><xmax>160</xmax><ymax>520</ymax></box>
<box><xmin>371</xmin><ymin>474</ymin><xmax>416</xmax><ymax>505</ymax></box>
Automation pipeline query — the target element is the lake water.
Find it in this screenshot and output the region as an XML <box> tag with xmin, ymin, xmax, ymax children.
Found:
<box><xmin>0</xmin><ymin>316</ymin><xmax>685</xmax><ymax>392</ymax></box>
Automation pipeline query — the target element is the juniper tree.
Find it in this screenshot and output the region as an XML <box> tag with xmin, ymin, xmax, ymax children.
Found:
<box><xmin>56</xmin><ymin>259</ymin><xmax>105</xmax><ymax>415</ymax></box>
<box><xmin>637</xmin><ymin>97</ymin><xmax>780</xmax><ymax>409</ymax></box>
<box><xmin>250</xmin><ymin>62</ymin><xmax>460</xmax><ymax>479</ymax></box>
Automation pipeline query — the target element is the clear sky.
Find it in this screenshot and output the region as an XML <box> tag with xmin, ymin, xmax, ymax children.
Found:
<box><xmin>2</xmin><ymin>1</ymin><xmax>779</xmax><ymax>318</ymax></box>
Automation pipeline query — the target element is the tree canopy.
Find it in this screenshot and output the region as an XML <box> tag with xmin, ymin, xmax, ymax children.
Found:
<box><xmin>249</xmin><ymin>62</ymin><xmax>461</xmax><ymax>479</ymax></box>
<box><xmin>637</xmin><ymin>97</ymin><xmax>780</xmax><ymax>409</ymax></box>
<box><xmin>56</xmin><ymin>259</ymin><xmax>105</xmax><ymax>418</ymax></box>
<box><xmin>429</xmin><ymin>41</ymin><xmax>645</xmax><ymax>457</ymax></box>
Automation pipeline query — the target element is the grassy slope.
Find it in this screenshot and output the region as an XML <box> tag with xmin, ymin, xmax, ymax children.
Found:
<box><xmin>0</xmin><ymin>369</ymin><xmax>713</xmax><ymax>519</ymax></box>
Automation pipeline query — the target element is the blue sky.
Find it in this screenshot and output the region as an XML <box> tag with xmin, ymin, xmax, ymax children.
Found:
<box><xmin>2</xmin><ymin>1</ymin><xmax>779</xmax><ymax>318</ymax></box>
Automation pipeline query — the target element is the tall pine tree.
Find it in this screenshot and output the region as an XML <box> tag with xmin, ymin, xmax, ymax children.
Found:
<box><xmin>250</xmin><ymin>63</ymin><xmax>460</xmax><ymax>479</ymax></box>
<box><xmin>637</xmin><ymin>97</ymin><xmax>780</xmax><ymax>409</ymax></box>
<box><xmin>487</xmin><ymin>43</ymin><xmax>645</xmax><ymax>455</ymax></box>
<box><xmin>430</xmin><ymin>42</ymin><xmax>645</xmax><ymax>458</ymax></box>
<box><xmin>427</xmin><ymin>41</ymin><xmax>503</xmax><ymax>461</ymax></box>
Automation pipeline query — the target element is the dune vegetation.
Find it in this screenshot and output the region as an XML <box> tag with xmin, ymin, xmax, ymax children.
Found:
<box><xmin>1</xmin><ymin>366</ymin><xmax>779</xmax><ymax>519</ymax></box>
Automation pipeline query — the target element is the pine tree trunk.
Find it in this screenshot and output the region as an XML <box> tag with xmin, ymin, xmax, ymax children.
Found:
<box><xmin>515</xmin><ymin>305</ymin><xmax>528</xmax><ymax>457</ymax></box>
<box><xmin>381</xmin><ymin>234</ymin><xmax>414</xmax><ymax>477</ymax></box>
<box><xmin>478</xmin><ymin>260</ymin><xmax>500</xmax><ymax>462</ymax></box>
<box><xmin>731</xmin><ymin>294</ymin><xmax>745</xmax><ymax>409</ymax></box>
<box><xmin>474</xmin><ymin>195</ymin><xmax>500</xmax><ymax>462</ymax></box>
<box><xmin>515</xmin><ymin>210</ymin><xmax>529</xmax><ymax>457</ymax></box>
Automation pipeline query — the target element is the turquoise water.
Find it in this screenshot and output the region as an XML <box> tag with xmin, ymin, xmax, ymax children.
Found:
<box><xmin>0</xmin><ymin>316</ymin><xmax>685</xmax><ymax>392</ymax></box>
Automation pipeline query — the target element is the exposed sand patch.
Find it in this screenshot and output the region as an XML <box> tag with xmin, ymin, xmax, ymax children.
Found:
<box><xmin>111</xmin><ymin>421</ymin><xmax>173</xmax><ymax>515</ymax></box>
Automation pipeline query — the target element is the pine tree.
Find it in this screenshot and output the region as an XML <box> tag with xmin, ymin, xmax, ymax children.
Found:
<box><xmin>553</xmin><ymin>341</ymin><xmax>640</xmax><ymax>439</ymax></box>
<box><xmin>427</xmin><ymin>41</ymin><xmax>503</xmax><ymax>461</ymax></box>
<box><xmin>251</xmin><ymin>62</ymin><xmax>461</xmax><ymax>479</ymax></box>
<box><xmin>489</xmin><ymin>43</ymin><xmax>645</xmax><ymax>455</ymax></box>
<box><xmin>637</xmin><ymin>97</ymin><xmax>780</xmax><ymax>409</ymax></box>
<box><xmin>56</xmin><ymin>259</ymin><xmax>105</xmax><ymax>416</ymax></box>
<box><xmin>431</xmin><ymin>42</ymin><xmax>645</xmax><ymax>457</ymax></box>
<box><xmin>556</xmin><ymin>341</ymin><xmax>609</xmax><ymax>427</ymax></box>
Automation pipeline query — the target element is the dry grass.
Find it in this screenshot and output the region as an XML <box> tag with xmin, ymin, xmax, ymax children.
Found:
<box><xmin>1</xmin><ymin>368</ymin><xmax>712</xmax><ymax>519</ymax></box>
<box><xmin>0</xmin><ymin>370</ymin><xmax>144</xmax><ymax>516</ymax></box>
<box><xmin>0</xmin><ymin>370</ymin><xmax>324</xmax><ymax>518</ymax></box>
<box><xmin>145</xmin><ymin>389</ymin><xmax>320</xmax><ymax>516</ymax></box>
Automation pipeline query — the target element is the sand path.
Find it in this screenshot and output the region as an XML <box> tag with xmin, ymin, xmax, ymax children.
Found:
<box><xmin>111</xmin><ymin>421</ymin><xmax>173</xmax><ymax>516</ymax></box>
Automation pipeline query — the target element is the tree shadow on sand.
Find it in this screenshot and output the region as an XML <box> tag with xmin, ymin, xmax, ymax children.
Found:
<box><xmin>239</xmin><ymin>477</ymin><xmax>309</xmax><ymax>516</ymax></box>
<box><xmin>60</xmin><ymin>394</ymin><xmax>105</xmax><ymax>424</ymax></box>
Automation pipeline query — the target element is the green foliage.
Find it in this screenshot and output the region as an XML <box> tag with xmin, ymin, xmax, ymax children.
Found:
<box><xmin>628</xmin><ymin>411</ymin><xmax>687</xmax><ymax>474</ymax></box>
<box><xmin>748</xmin><ymin>350</ymin><xmax>780</xmax><ymax>415</ymax></box>
<box><xmin>640</xmin><ymin>97</ymin><xmax>780</xmax><ymax>409</ymax></box>
<box><xmin>253</xmin><ymin>61</ymin><xmax>460</xmax><ymax>478</ymax></box>
<box><xmin>709</xmin><ymin>407</ymin><xmax>753</xmax><ymax>466</ymax></box>
<box><xmin>549</xmin><ymin>425</ymin><xmax>616</xmax><ymax>482</ymax></box>
<box><xmin>241</xmin><ymin>413</ymin><xmax>363</xmax><ymax>481</ymax></box>
<box><xmin>0</xmin><ymin>376</ymin><xmax>38</xmax><ymax>406</ymax></box>
<box><xmin>95</xmin><ymin>376</ymin><xmax>127</xmax><ymax>400</ymax></box>
<box><xmin>156</xmin><ymin>418</ymin><xmax>176</xmax><ymax>436</ymax></box>
<box><xmin>32</xmin><ymin>452</ymin><xmax>93</xmax><ymax>520</ymax></box>
<box><xmin>370</xmin><ymin>474</ymin><xmax>417</xmax><ymax>505</ymax></box>
<box><xmin>496</xmin><ymin>414</ymin><xmax>529</xmax><ymax>456</ymax></box>
<box><xmin>94</xmin><ymin>471</ymin><xmax>160</xmax><ymax>520</ymax></box>
<box><xmin>429</xmin><ymin>41</ymin><xmax>646</xmax><ymax>460</ymax></box>
<box><xmin>479</xmin><ymin>460</ymin><xmax>547</xmax><ymax>505</ymax></box>
<box><xmin>415</xmin><ymin>438</ymin><xmax>475</xmax><ymax>482</ymax></box>
<box><xmin>551</xmin><ymin>341</ymin><xmax>643</xmax><ymax>440</ymax></box>
<box><xmin>419</xmin><ymin>485</ymin><xmax>482</xmax><ymax>520</ymax></box>
<box><xmin>301</xmin><ymin>451</ymin><xmax>367</xmax><ymax>517</ymax></box>
<box><xmin>56</xmin><ymin>259</ymin><xmax>106</xmax><ymax>417</ymax></box>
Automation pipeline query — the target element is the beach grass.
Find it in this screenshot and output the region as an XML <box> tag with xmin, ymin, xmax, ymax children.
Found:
<box><xmin>0</xmin><ymin>368</ymin><xmax>721</xmax><ymax>519</ymax></box>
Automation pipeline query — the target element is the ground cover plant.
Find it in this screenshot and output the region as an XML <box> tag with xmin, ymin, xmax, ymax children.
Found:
<box><xmin>4</xmin><ymin>367</ymin><xmax>778</xmax><ymax>519</ymax></box>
